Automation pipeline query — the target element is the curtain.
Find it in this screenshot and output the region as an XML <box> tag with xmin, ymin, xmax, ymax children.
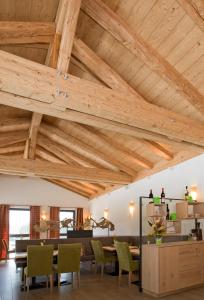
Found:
<box><xmin>30</xmin><ymin>206</ymin><xmax>40</xmax><ymax>239</ymax></box>
<box><xmin>76</xmin><ymin>208</ymin><xmax>84</xmax><ymax>230</ymax></box>
<box><xmin>0</xmin><ymin>205</ymin><xmax>9</xmax><ymax>260</ymax></box>
<box><xmin>50</xmin><ymin>207</ymin><xmax>60</xmax><ymax>238</ymax></box>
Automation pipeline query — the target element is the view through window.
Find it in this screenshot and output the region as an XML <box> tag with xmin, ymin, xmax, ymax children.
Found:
<box><xmin>9</xmin><ymin>208</ymin><xmax>30</xmax><ymax>250</ymax></box>
<box><xmin>60</xmin><ymin>209</ymin><xmax>75</xmax><ymax>238</ymax></box>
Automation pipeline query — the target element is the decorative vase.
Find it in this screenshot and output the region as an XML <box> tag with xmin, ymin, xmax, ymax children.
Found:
<box><xmin>155</xmin><ymin>236</ymin><xmax>162</xmax><ymax>246</ymax></box>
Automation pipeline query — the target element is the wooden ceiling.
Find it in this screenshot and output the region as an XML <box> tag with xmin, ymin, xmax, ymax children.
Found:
<box><xmin>0</xmin><ymin>0</ymin><xmax>203</xmax><ymax>199</ymax></box>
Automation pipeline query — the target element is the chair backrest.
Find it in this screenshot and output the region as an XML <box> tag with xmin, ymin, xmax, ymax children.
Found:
<box><xmin>91</xmin><ymin>240</ymin><xmax>105</xmax><ymax>264</ymax></box>
<box><xmin>57</xmin><ymin>243</ymin><xmax>81</xmax><ymax>273</ymax></box>
<box><xmin>27</xmin><ymin>245</ymin><xmax>53</xmax><ymax>277</ymax></box>
<box><xmin>115</xmin><ymin>241</ymin><xmax>133</xmax><ymax>271</ymax></box>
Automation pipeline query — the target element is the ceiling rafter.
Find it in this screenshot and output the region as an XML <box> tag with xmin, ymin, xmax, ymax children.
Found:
<box><xmin>38</xmin><ymin>135</ymin><xmax>106</xmax><ymax>169</ymax></box>
<box><xmin>0</xmin><ymin>21</ymin><xmax>55</xmax><ymax>45</ymax></box>
<box><xmin>0</xmin><ymin>118</ymin><xmax>30</xmax><ymax>133</ymax></box>
<box><xmin>56</xmin><ymin>120</ymin><xmax>153</xmax><ymax>170</ymax></box>
<box><xmin>0</xmin><ymin>155</ymin><xmax>131</xmax><ymax>184</ymax></box>
<box><xmin>142</xmin><ymin>140</ymin><xmax>174</xmax><ymax>161</ymax></box>
<box><xmin>37</xmin><ymin>135</ymin><xmax>113</xmax><ymax>192</ymax></box>
<box><xmin>36</xmin><ymin>142</ymin><xmax>106</xmax><ymax>194</ymax></box>
<box><xmin>85</xmin><ymin>127</ymin><xmax>154</xmax><ymax>169</ymax></box>
<box><xmin>39</xmin><ymin>123</ymin><xmax>137</xmax><ymax>176</ymax></box>
<box><xmin>0</xmin><ymin>131</ymin><xmax>27</xmax><ymax>148</ymax></box>
<box><xmin>81</xmin><ymin>0</ymin><xmax>204</xmax><ymax>116</ymax></box>
<box><xmin>0</xmin><ymin>143</ymin><xmax>25</xmax><ymax>155</ymax></box>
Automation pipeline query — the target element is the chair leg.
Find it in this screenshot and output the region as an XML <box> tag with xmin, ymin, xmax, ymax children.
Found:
<box><xmin>24</xmin><ymin>274</ymin><xmax>26</xmax><ymax>291</ymax></box>
<box><xmin>50</xmin><ymin>274</ymin><xmax>53</xmax><ymax>292</ymax></box>
<box><xmin>77</xmin><ymin>272</ymin><xmax>80</xmax><ymax>288</ymax></box>
<box><xmin>101</xmin><ymin>264</ymin><xmax>104</xmax><ymax>277</ymax></box>
<box><xmin>90</xmin><ymin>260</ymin><xmax>94</xmax><ymax>272</ymax></box>
<box><xmin>58</xmin><ymin>273</ymin><xmax>61</xmax><ymax>288</ymax></box>
<box><xmin>118</xmin><ymin>269</ymin><xmax>122</xmax><ymax>286</ymax></box>
<box><xmin>128</xmin><ymin>271</ymin><xmax>132</xmax><ymax>287</ymax></box>
<box><xmin>46</xmin><ymin>276</ymin><xmax>49</xmax><ymax>288</ymax></box>
<box><xmin>26</xmin><ymin>277</ymin><xmax>29</xmax><ymax>293</ymax></box>
<box><xmin>71</xmin><ymin>272</ymin><xmax>74</xmax><ymax>288</ymax></box>
<box><xmin>95</xmin><ymin>263</ymin><xmax>97</xmax><ymax>274</ymax></box>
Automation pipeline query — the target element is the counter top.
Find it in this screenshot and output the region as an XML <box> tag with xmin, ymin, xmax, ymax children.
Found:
<box><xmin>143</xmin><ymin>239</ymin><xmax>204</xmax><ymax>248</ymax></box>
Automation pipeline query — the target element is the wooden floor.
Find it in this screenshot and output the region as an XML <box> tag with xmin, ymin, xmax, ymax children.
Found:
<box><xmin>1</xmin><ymin>260</ymin><xmax>204</xmax><ymax>300</ymax></box>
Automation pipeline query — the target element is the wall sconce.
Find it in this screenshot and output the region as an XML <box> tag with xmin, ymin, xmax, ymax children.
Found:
<box><xmin>41</xmin><ymin>212</ymin><xmax>47</xmax><ymax>221</ymax></box>
<box><xmin>104</xmin><ymin>208</ymin><xmax>109</xmax><ymax>219</ymax></box>
<box><xmin>190</xmin><ymin>186</ymin><xmax>198</xmax><ymax>201</ymax></box>
<box><xmin>129</xmin><ymin>201</ymin><xmax>135</xmax><ymax>217</ymax></box>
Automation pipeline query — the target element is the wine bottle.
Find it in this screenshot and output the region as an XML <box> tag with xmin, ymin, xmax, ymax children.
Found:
<box><xmin>166</xmin><ymin>204</ymin><xmax>170</xmax><ymax>220</ymax></box>
<box><xmin>161</xmin><ymin>188</ymin><xmax>165</xmax><ymax>203</ymax></box>
<box><xmin>149</xmin><ymin>189</ymin><xmax>153</xmax><ymax>198</ymax></box>
<box><xmin>185</xmin><ymin>186</ymin><xmax>189</xmax><ymax>200</ymax></box>
<box><xmin>149</xmin><ymin>189</ymin><xmax>153</xmax><ymax>203</ymax></box>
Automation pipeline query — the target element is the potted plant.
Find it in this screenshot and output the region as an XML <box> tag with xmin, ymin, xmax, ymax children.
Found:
<box><xmin>148</xmin><ymin>217</ymin><xmax>167</xmax><ymax>245</ymax></box>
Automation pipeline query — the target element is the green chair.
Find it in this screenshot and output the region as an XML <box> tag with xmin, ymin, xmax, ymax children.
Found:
<box><xmin>91</xmin><ymin>240</ymin><xmax>116</xmax><ymax>276</ymax></box>
<box><xmin>53</xmin><ymin>243</ymin><xmax>81</xmax><ymax>288</ymax></box>
<box><xmin>24</xmin><ymin>245</ymin><xmax>54</xmax><ymax>292</ymax></box>
<box><xmin>115</xmin><ymin>241</ymin><xmax>139</xmax><ymax>286</ymax></box>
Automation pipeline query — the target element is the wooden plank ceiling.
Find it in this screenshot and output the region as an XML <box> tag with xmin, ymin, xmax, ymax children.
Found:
<box><xmin>0</xmin><ymin>0</ymin><xmax>203</xmax><ymax>199</ymax></box>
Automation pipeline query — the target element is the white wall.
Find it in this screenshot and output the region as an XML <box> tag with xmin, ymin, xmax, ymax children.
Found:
<box><xmin>89</xmin><ymin>154</ymin><xmax>204</xmax><ymax>237</ymax></box>
<box><xmin>0</xmin><ymin>175</ymin><xmax>90</xmax><ymax>219</ymax></box>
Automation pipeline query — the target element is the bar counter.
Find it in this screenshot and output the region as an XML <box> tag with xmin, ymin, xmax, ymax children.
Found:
<box><xmin>142</xmin><ymin>240</ymin><xmax>204</xmax><ymax>297</ymax></box>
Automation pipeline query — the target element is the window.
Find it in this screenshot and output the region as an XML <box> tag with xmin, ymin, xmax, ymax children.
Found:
<box><xmin>60</xmin><ymin>209</ymin><xmax>75</xmax><ymax>238</ymax></box>
<box><xmin>9</xmin><ymin>208</ymin><xmax>30</xmax><ymax>250</ymax></box>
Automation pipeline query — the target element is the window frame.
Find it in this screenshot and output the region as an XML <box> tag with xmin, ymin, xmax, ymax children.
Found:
<box><xmin>59</xmin><ymin>209</ymin><xmax>76</xmax><ymax>238</ymax></box>
<box><xmin>9</xmin><ymin>207</ymin><xmax>30</xmax><ymax>250</ymax></box>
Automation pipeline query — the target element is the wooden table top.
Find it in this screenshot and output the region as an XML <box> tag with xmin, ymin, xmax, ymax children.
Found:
<box><xmin>15</xmin><ymin>250</ymin><xmax>59</xmax><ymax>259</ymax></box>
<box><xmin>103</xmin><ymin>245</ymin><xmax>140</xmax><ymax>256</ymax></box>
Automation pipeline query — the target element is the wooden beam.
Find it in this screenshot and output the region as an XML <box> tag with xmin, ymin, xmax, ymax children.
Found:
<box><xmin>57</xmin><ymin>0</ymin><xmax>81</xmax><ymax>73</ymax></box>
<box><xmin>1</xmin><ymin>51</ymin><xmax>204</xmax><ymax>148</ymax></box>
<box><xmin>177</xmin><ymin>0</ymin><xmax>204</xmax><ymax>32</ymax></box>
<box><xmin>24</xmin><ymin>113</ymin><xmax>43</xmax><ymax>159</ymax></box>
<box><xmin>36</xmin><ymin>148</ymin><xmax>65</xmax><ymax>164</ymax></box>
<box><xmin>0</xmin><ymin>156</ymin><xmax>132</xmax><ymax>184</ymax></box>
<box><xmin>0</xmin><ymin>118</ymin><xmax>29</xmax><ymax>132</ymax></box>
<box><xmin>25</xmin><ymin>0</ymin><xmax>81</xmax><ymax>159</ymax></box>
<box><xmin>39</xmin><ymin>123</ymin><xmax>137</xmax><ymax>175</ymax></box>
<box><xmin>0</xmin><ymin>21</ymin><xmax>55</xmax><ymax>44</ymax></box>
<box><xmin>73</xmin><ymin>37</ymin><xmax>139</xmax><ymax>95</ymax></box>
<box><xmin>37</xmin><ymin>143</ymin><xmax>104</xmax><ymax>194</ymax></box>
<box><xmin>24</xmin><ymin>0</ymin><xmax>67</xmax><ymax>160</ymax></box>
<box><xmin>0</xmin><ymin>131</ymin><xmax>27</xmax><ymax>147</ymax></box>
<box><xmin>81</xmin><ymin>0</ymin><xmax>204</xmax><ymax>115</ymax></box>
<box><xmin>57</xmin><ymin>120</ymin><xmax>153</xmax><ymax>169</ymax></box>
<box><xmin>143</xmin><ymin>140</ymin><xmax>174</xmax><ymax>160</ymax></box>
<box><xmin>0</xmin><ymin>143</ymin><xmax>25</xmax><ymax>155</ymax></box>
<box><xmin>0</xmin><ymin>91</ymin><xmax>204</xmax><ymax>153</ymax></box>
<box><xmin>38</xmin><ymin>135</ymin><xmax>109</xmax><ymax>169</ymax></box>
<box><xmin>87</xmin><ymin>128</ymin><xmax>154</xmax><ymax>169</ymax></box>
